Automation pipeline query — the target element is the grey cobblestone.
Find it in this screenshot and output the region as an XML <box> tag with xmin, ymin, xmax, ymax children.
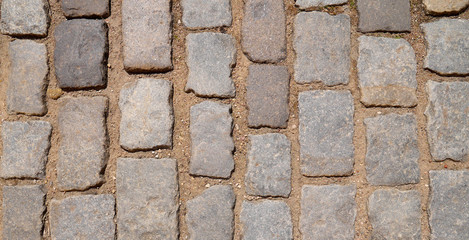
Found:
<box><xmin>296</xmin><ymin>0</ymin><xmax>347</xmax><ymax>8</ymax></box>
<box><xmin>357</xmin><ymin>0</ymin><xmax>411</xmax><ymax>32</ymax></box>
<box><xmin>61</xmin><ymin>0</ymin><xmax>110</xmax><ymax>18</ymax></box>
<box><xmin>0</xmin><ymin>0</ymin><xmax>49</xmax><ymax>37</ymax></box>
<box><xmin>182</xmin><ymin>0</ymin><xmax>232</xmax><ymax>28</ymax></box>
<box><xmin>424</xmin><ymin>0</ymin><xmax>469</xmax><ymax>15</ymax></box>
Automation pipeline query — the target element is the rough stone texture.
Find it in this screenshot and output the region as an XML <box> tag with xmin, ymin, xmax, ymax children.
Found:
<box><xmin>190</xmin><ymin>101</ymin><xmax>234</xmax><ymax>178</ymax></box>
<box><xmin>425</xmin><ymin>81</ymin><xmax>469</xmax><ymax>162</ymax></box>
<box><xmin>424</xmin><ymin>0</ymin><xmax>469</xmax><ymax>15</ymax></box>
<box><xmin>364</xmin><ymin>113</ymin><xmax>420</xmax><ymax>186</ymax></box>
<box><xmin>186</xmin><ymin>33</ymin><xmax>236</xmax><ymax>98</ymax></box>
<box><xmin>186</xmin><ymin>185</ymin><xmax>235</xmax><ymax>240</ymax></box>
<box><xmin>0</xmin><ymin>0</ymin><xmax>49</xmax><ymax>37</ymax></box>
<box><xmin>358</xmin><ymin>36</ymin><xmax>417</xmax><ymax>107</ymax></box>
<box><xmin>7</xmin><ymin>40</ymin><xmax>48</xmax><ymax>116</ymax></box>
<box><xmin>2</xmin><ymin>185</ymin><xmax>45</xmax><ymax>240</ymax></box>
<box><xmin>57</xmin><ymin>96</ymin><xmax>108</xmax><ymax>191</ymax></box>
<box><xmin>1</xmin><ymin>121</ymin><xmax>52</xmax><ymax>179</ymax></box>
<box><xmin>122</xmin><ymin>0</ymin><xmax>172</xmax><ymax>73</ymax></box>
<box><xmin>245</xmin><ymin>134</ymin><xmax>291</xmax><ymax>197</ymax></box>
<box><xmin>368</xmin><ymin>189</ymin><xmax>421</xmax><ymax>240</ymax></box>
<box><xmin>357</xmin><ymin>0</ymin><xmax>411</xmax><ymax>33</ymax></box>
<box><xmin>300</xmin><ymin>185</ymin><xmax>357</xmax><ymax>240</ymax></box>
<box><xmin>50</xmin><ymin>195</ymin><xmax>115</xmax><ymax>240</ymax></box>
<box><xmin>429</xmin><ymin>170</ymin><xmax>469</xmax><ymax>240</ymax></box>
<box><xmin>246</xmin><ymin>65</ymin><xmax>289</xmax><ymax>128</ymax></box>
<box><xmin>117</xmin><ymin>158</ymin><xmax>179</xmax><ymax>240</ymax></box>
<box><xmin>62</xmin><ymin>0</ymin><xmax>110</xmax><ymax>18</ymax></box>
<box><xmin>422</xmin><ymin>19</ymin><xmax>469</xmax><ymax>76</ymax></box>
<box><xmin>299</xmin><ymin>90</ymin><xmax>354</xmax><ymax>177</ymax></box>
<box><xmin>296</xmin><ymin>0</ymin><xmax>347</xmax><ymax>8</ymax></box>
<box><xmin>294</xmin><ymin>12</ymin><xmax>350</xmax><ymax>86</ymax></box>
<box><xmin>242</xmin><ymin>0</ymin><xmax>286</xmax><ymax>63</ymax></box>
<box><xmin>182</xmin><ymin>0</ymin><xmax>232</xmax><ymax>28</ymax></box>
<box><xmin>241</xmin><ymin>200</ymin><xmax>293</xmax><ymax>240</ymax></box>
<box><xmin>54</xmin><ymin>19</ymin><xmax>108</xmax><ymax>89</ymax></box>
<box><xmin>119</xmin><ymin>78</ymin><xmax>173</xmax><ymax>151</ymax></box>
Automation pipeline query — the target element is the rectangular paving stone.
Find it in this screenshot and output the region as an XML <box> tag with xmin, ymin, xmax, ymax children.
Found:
<box><xmin>358</xmin><ymin>36</ymin><xmax>417</xmax><ymax>107</ymax></box>
<box><xmin>0</xmin><ymin>0</ymin><xmax>49</xmax><ymax>37</ymax></box>
<box><xmin>190</xmin><ymin>101</ymin><xmax>234</xmax><ymax>178</ymax></box>
<box><xmin>299</xmin><ymin>90</ymin><xmax>354</xmax><ymax>177</ymax></box>
<box><xmin>57</xmin><ymin>96</ymin><xmax>108</xmax><ymax>191</ymax></box>
<box><xmin>294</xmin><ymin>12</ymin><xmax>350</xmax><ymax>86</ymax></box>
<box><xmin>430</xmin><ymin>170</ymin><xmax>469</xmax><ymax>240</ymax></box>
<box><xmin>7</xmin><ymin>40</ymin><xmax>48</xmax><ymax>115</ymax></box>
<box><xmin>425</xmin><ymin>81</ymin><xmax>469</xmax><ymax>161</ymax></box>
<box><xmin>2</xmin><ymin>185</ymin><xmax>45</xmax><ymax>240</ymax></box>
<box><xmin>185</xmin><ymin>33</ymin><xmax>236</xmax><ymax>98</ymax></box>
<box><xmin>300</xmin><ymin>185</ymin><xmax>356</xmax><ymax>240</ymax></box>
<box><xmin>242</xmin><ymin>0</ymin><xmax>286</xmax><ymax>63</ymax></box>
<box><xmin>54</xmin><ymin>19</ymin><xmax>108</xmax><ymax>89</ymax></box>
<box><xmin>1</xmin><ymin>121</ymin><xmax>52</xmax><ymax>179</ymax></box>
<box><xmin>50</xmin><ymin>194</ymin><xmax>115</xmax><ymax>240</ymax></box>
<box><xmin>119</xmin><ymin>78</ymin><xmax>173</xmax><ymax>151</ymax></box>
<box><xmin>245</xmin><ymin>133</ymin><xmax>291</xmax><ymax>197</ymax></box>
<box><xmin>296</xmin><ymin>0</ymin><xmax>348</xmax><ymax>9</ymax></box>
<box><xmin>122</xmin><ymin>0</ymin><xmax>172</xmax><ymax>73</ymax></box>
<box><xmin>61</xmin><ymin>0</ymin><xmax>110</xmax><ymax>18</ymax></box>
<box><xmin>117</xmin><ymin>158</ymin><xmax>179</xmax><ymax>239</ymax></box>
<box><xmin>357</xmin><ymin>0</ymin><xmax>411</xmax><ymax>32</ymax></box>
<box><xmin>368</xmin><ymin>189</ymin><xmax>421</xmax><ymax>240</ymax></box>
<box><xmin>241</xmin><ymin>200</ymin><xmax>293</xmax><ymax>240</ymax></box>
<box><xmin>182</xmin><ymin>0</ymin><xmax>232</xmax><ymax>28</ymax></box>
<box><xmin>365</xmin><ymin>113</ymin><xmax>420</xmax><ymax>186</ymax></box>
<box><xmin>186</xmin><ymin>185</ymin><xmax>235</xmax><ymax>240</ymax></box>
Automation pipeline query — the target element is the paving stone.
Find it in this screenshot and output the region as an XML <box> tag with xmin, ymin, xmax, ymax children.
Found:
<box><xmin>246</xmin><ymin>65</ymin><xmax>289</xmax><ymax>128</ymax></box>
<box><xmin>365</xmin><ymin>113</ymin><xmax>420</xmax><ymax>186</ymax></box>
<box><xmin>294</xmin><ymin>12</ymin><xmax>350</xmax><ymax>86</ymax></box>
<box><xmin>425</xmin><ymin>81</ymin><xmax>469</xmax><ymax>162</ymax></box>
<box><xmin>240</xmin><ymin>200</ymin><xmax>293</xmax><ymax>240</ymax></box>
<box><xmin>0</xmin><ymin>0</ymin><xmax>49</xmax><ymax>37</ymax></box>
<box><xmin>57</xmin><ymin>96</ymin><xmax>108</xmax><ymax>191</ymax></box>
<box><xmin>357</xmin><ymin>0</ymin><xmax>411</xmax><ymax>32</ymax></box>
<box><xmin>300</xmin><ymin>185</ymin><xmax>357</xmax><ymax>240</ymax></box>
<box><xmin>117</xmin><ymin>158</ymin><xmax>179</xmax><ymax>239</ymax></box>
<box><xmin>429</xmin><ymin>170</ymin><xmax>469</xmax><ymax>240</ymax></box>
<box><xmin>190</xmin><ymin>101</ymin><xmax>234</xmax><ymax>178</ymax></box>
<box><xmin>358</xmin><ymin>36</ymin><xmax>417</xmax><ymax>107</ymax></box>
<box><xmin>119</xmin><ymin>78</ymin><xmax>173</xmax><ymax>151</ymax></box>
<box><xmin>7</xmin><ymin>40</ymin><xmax>48</xmax><ymax>116</ymax></box>
<box><xmin>61</xmin><ymin>0</ymin><xmax>110</xmax><ymax>18</ymax></box>
<box><xmin>242</xmin><ymin>0</ymin><xmax>286</xmax><ymax>63</ymax></box>
<box><xmin>186</xmin><ymin>185</ymin><xmax>235</xmax><ymax>240</ymax></box>
<box><xmin>182</xmin><ymin>0</ymin><xmax>232</xmax><ymax>28</ymax></box>
<box><xmin>2</xmin><ymin>185</ymin><xmax>45</xmax><ymax>240</ymax></box>
<box><xmin>122</xmin><ymin>0</ymin><xmax>172</xmax><ymax>73</ymax></box>
<box><xmin>368</xmin><ymin>189</ymin><xmax>421</xmax><ymax>240</ymax></box>
<box><xmin>424</xmin><ymin>0</ymin><xmax>469</xmax><ymax>15</ymax></box>
<box><xmin>422</xmin><ymin>19</ymin><xmax>469</xmax><ymax>76</ymax></box>
<box><xmin>299</xmin><ymin>90</ymin><xmax>354</xmax><ymax>177</ymax></box>
<box><xmin>296</xmin><ymin>0</ymin><xmax>347</xmax><ymax>8</ymax></box>
<box><xmin>1</xmin><ymin>121</ymin><xmax>52</xmax><ymax>179</ymax></box>
<box><xmin>54</xmin><ymin>19</ymin><xmax>108</xmax><ymax>89</ymax></box>
<box><xmin>185</xmin><ymin>33</ymin><xmax>236</xmax><ymax>98</ymax></box>
<box><xmin>245</xmin><ymin>133</ymin><xmax>291</xmax><ymax>197</ymax></box>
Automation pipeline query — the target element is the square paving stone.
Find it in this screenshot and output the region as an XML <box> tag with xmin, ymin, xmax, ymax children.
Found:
<box><xmin>245</xmin><ymin>133</ymin><xmax>291</xmax><ymax>197</ymax></box>
<box><xmin>119</xmin><ymin>78</ymin><xmax>173</xmax><ymax>151</ymax></box>
<box><xmin>247</xmin><ymin>65</ymin><xmax>289</xmax><ymax>128</ymax></box>
<box><xmin>368</xmin><ymin>189</ymin><xmax>421</xmax><ymax>240</ymax></box>
<box><xmin>1</xmin><ymin>121</ymin><xmax>52</xmax><ymax>179</ymax></box>
<box><xmin>429</xmin><ymin>170</ymin><xmax>469</xmax><ymax>240</ymax></box>
<box><xmin>57</xmin><ymin>96</ymin><xmax>108</xmax><ymax>191</ymax></box>
<box><xmin>2</xmin><ymin>185</ymin><xmax>46</xmax><ymax>240</ymax></box>
<box><xmin>358</xmin><ymin>36</ymin><xmax>417</xmax><ymax>107</ymax></box>
<box><xmin>294</xmin><ymin>12</ymin><xmax>350</xmax><ymax>86</ymax></box>
<box><xmin>7</xmin><ymin>40</ymin><xmax>48</xmax><ymax>116</ymax></box>
<box><xmin>117</xmin><ymin>158</ymin><xmax>179</xmax><ymax>239</ymax></box>
<box><xmin>424</xmin><ymin>0</ymin><xmax>469</xmax><ymax>15</ymax></box>
<box><xmin>0</xmin><ymin>0</ymin><xmax>49</xmax><ymax>37</ymax></box>
<box><xmin>54</xmin><ymin>19</ymin><xmax>108</xmax><ymax>89</ymax></box>
<box><xmin>422</xmin><ymin>19</ymin><xmax>469</xmax><ymax>76</ymax></box>
<box><xmin>299</xmin><ymin>90</ymin><xmax>354</xmax><ymax>177</ymax></box>
<box><xmin>300</xmin><ymin>185</ymin><xmax>357</xmax><ymax>240</ymax></box>
<box><xmin>50</xmin><ymin>195</ymin><xmax>115</xmax><ymax>240</ymax></box>
<box><xmin>182</xmin><ymin>0</ymin><xmax>232</xmax><ymax>28</ymax></box>
<box><xmin>296</xmin><ymin>0</ymin><xmax>348</xmax><ymax>9</ymax></box>
<box><xmin>357</xmin><ymin>0</ymin><xmax>411</xmax><ymax>33</ymax></box>
<box><xmin>425</xmin><ymin>81</ymin><xmax>469</xmax><ymax>162</ymax></box>
<box><xmin>62</xmin><ymin>0</ymin><xmax>110</xmax><ymax>18</ymax></box>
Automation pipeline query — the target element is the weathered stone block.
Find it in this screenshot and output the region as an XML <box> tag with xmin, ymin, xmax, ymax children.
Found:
<box><xmin>296</xmin><ymin>0</ymin><xmax>348</xmax><ymax>8</ymax></box>
<box><xmin>61</xmin><ymin>0</ymin><xmax>110</xmax><ymax>18</ymax></box>
<box><xmin>424</xmin><ymin>0</ymin><xmax>469</xmax><ymax>15</ymax></box>
<box><xmin>0</xmin><ymin>0</ymin><xmax>49</xmax><ymax>37</ymax></box>
<box><xmin>182</xmin><ymin>0</ymin><xmax>232</xmax><ymax>28</ymax></box>
<box><xmin>357</xmin><ymin>0</ymin><xmax>411</xmax><ymax>32</ymax></box>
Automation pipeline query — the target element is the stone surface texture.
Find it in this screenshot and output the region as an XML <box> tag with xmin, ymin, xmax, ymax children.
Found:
<box><xmin>0</xmin><ymin>0</ymin><xmax>49</xmax><ymax>37</ymax></box>
<box><xmin>357</xmin><ymin>0</ymin><xmax>411</xmax><ymax>32</ymax></box>
<box><xmin>61</xmin><ymin>0</ymin><xmax>110</xmax><ymax>18</ymax></box>
<box><xmin>296</xmin><ymin>0</ymin><xmax>347</xmax><ymax>8</ymax></box>
<box><xmin>182</xmin><ymin>0</ymin><xmax>232</xmax><ymax>28</ymax></box>
<box><xmin>424</xmin><ymin>0</ymin><xmax>469</xmax><ymax>15</ymax></box>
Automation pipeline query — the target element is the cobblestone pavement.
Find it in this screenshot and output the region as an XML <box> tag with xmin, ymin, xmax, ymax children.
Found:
<box><xmin>1</xmin><ymin>0</ymin><xmax>469</xmax><ymax>239</ymax></box>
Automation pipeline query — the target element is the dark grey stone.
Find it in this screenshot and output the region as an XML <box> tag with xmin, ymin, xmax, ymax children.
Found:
<box><xmin>182</xmin><ymin>0</ymin><xmax>232</xmax><ymax>28</ymax></box>
<box><xmin>357</xmin><ymin>0</ymin><xmax>411</xmax><ymax>32</ymax></box>
<box><xmin>296</xmin><ymin>0</ymin><xmax>347</xmax><ymax>8</ymax></box>
<box><xmin>62</xmin><ymin>0</ymin><xmax>110</xmax><ymax>18</ymax></box>
<box><xmin>0</xmin><ymin>0</ymin><xmax>49</xmax><ymax>37</ymax></box>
